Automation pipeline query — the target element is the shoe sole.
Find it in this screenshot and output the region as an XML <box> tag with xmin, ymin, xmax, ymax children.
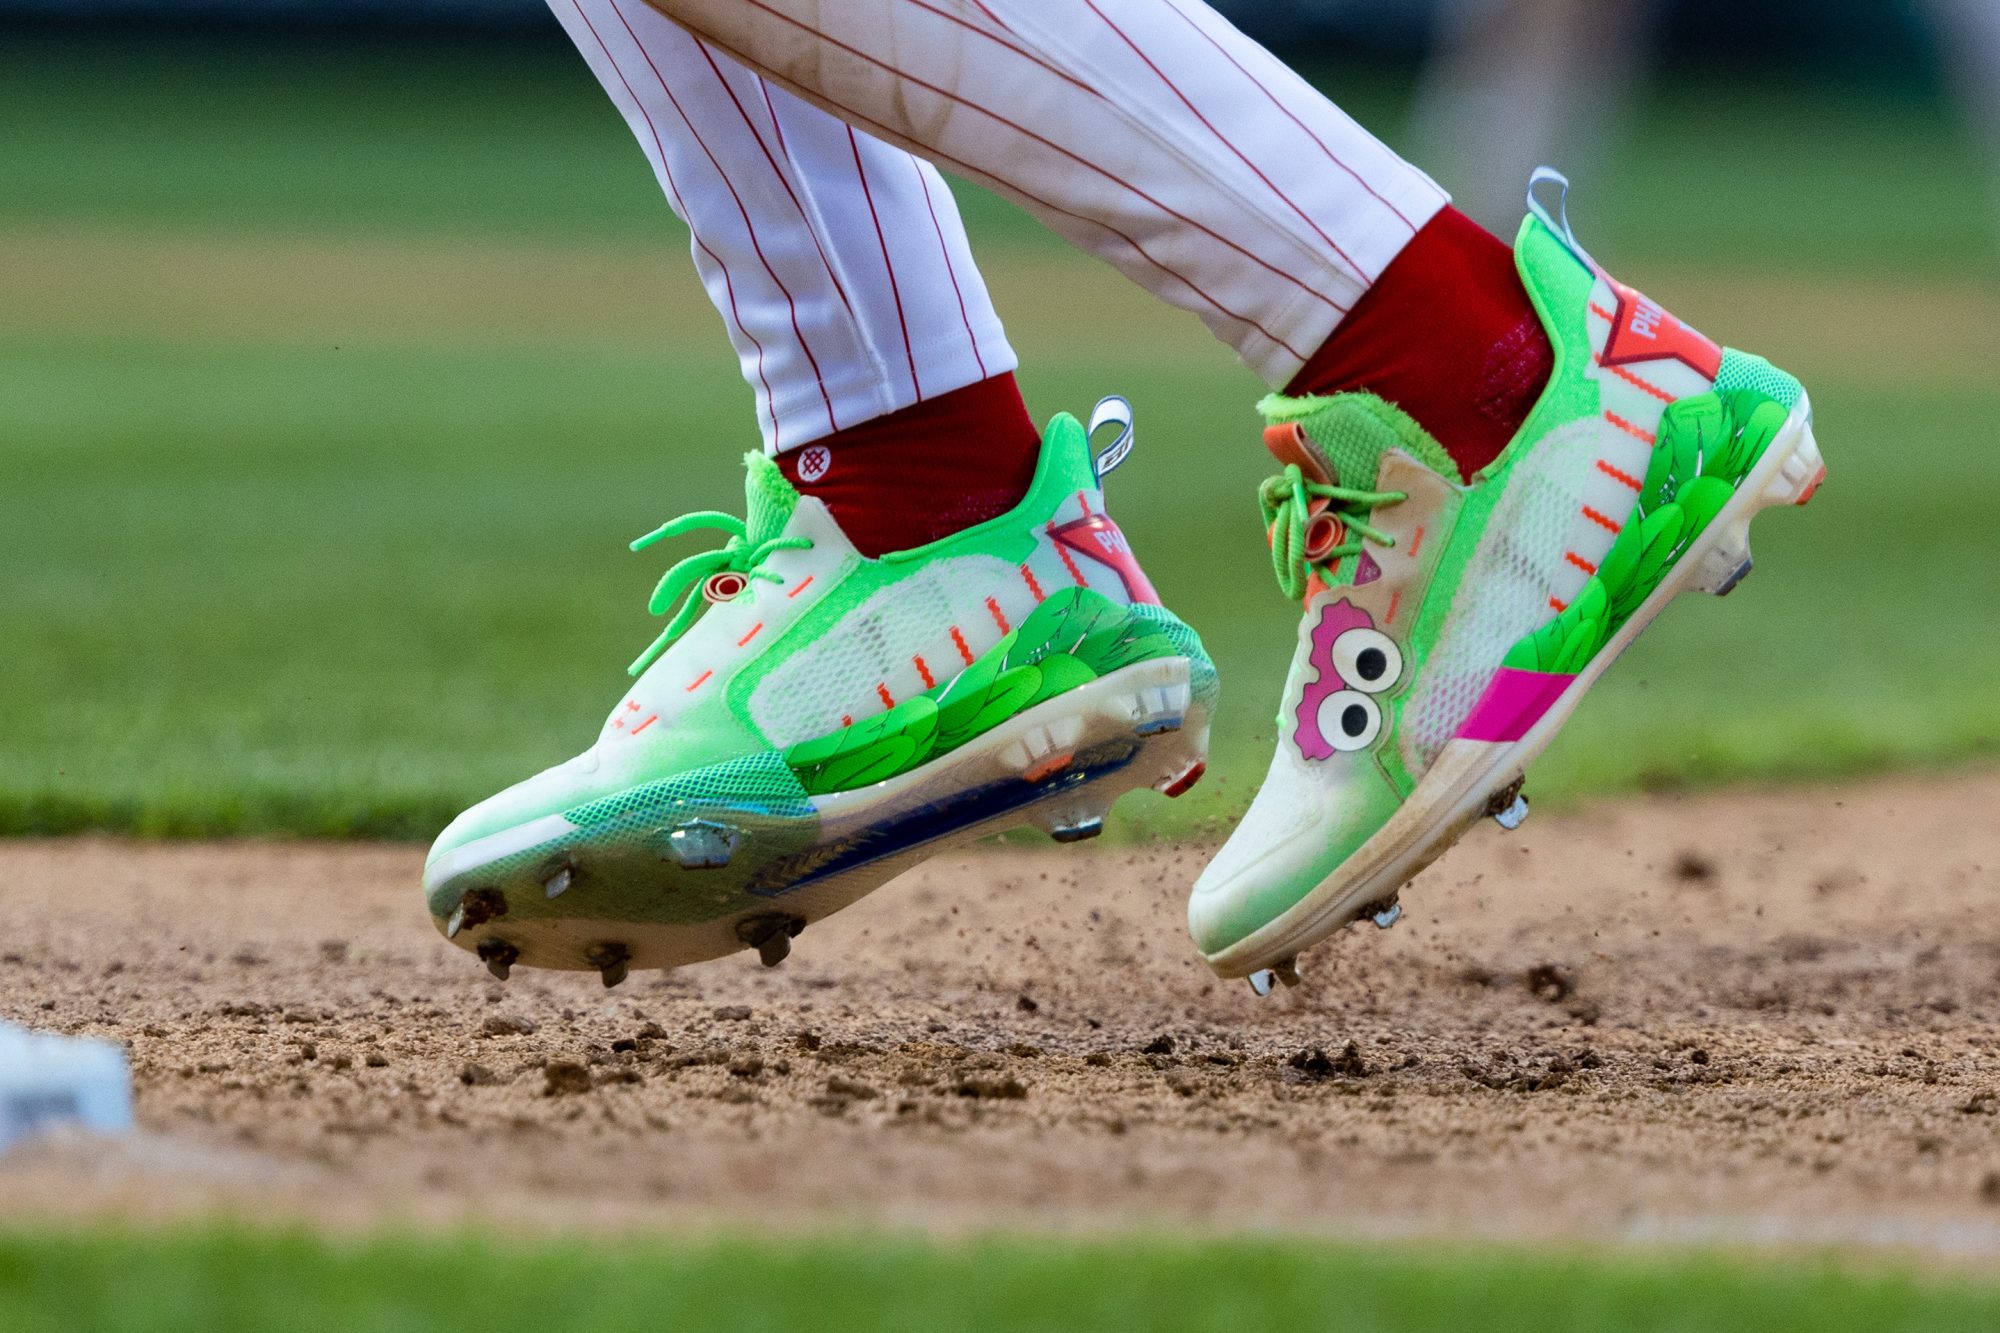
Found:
<box><xmin>1203</xmin><ymin>395</ymin><xmax>1825</xmax><ymax>980</ymax></box>
<box><xmin>432</xmin><ymin>656</ymin><xmax>1210</xmax><ymax>981</ymax></box>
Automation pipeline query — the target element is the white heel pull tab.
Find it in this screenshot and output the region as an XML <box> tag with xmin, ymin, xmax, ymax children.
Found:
<box><xmin>1087</xmin><ymin>395</ymin><xmax>1134</xmax><ymax>482</ymax></box>
<box><xmin>1526</xmin><ymin>166</ymin><xmax>1594</xmax><ymax>268</ymax></box>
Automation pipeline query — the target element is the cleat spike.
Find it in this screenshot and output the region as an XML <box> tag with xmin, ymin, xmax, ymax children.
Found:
<box><xmin>1492</xmin><ymin>794</ymin><xmax>1530</xmax><ymax>832</ymax></box>
<box><xmin>1370</xmin><ymin>901</ymin><xmax>1403</xmax><ymax>930</ymax></box>
<box><xmin>477</xmin><ymin>938</ymin><xmax>518</xmax><ymax>981</ymax></box>
<box><xmin>1049</xmin><ymin>815</ymin><xmax>1105</xmax><ymax>844</ymax></box>
<box><xmin>585</xmin><ymin>942</ymin><xmax>631</xmax><ymax>989</ymax></box>
<box><xmin>1272</xmin><ymin>957</ymin><xmax>1302</xmax><ymax>988</ymax></box>
<box><xmin>666</xmin><ymin>820</ymin><xmax>737</xmax><ymax>870</ymax></box>
<box><xmin>445</xmin><ymin>905</ymin><xmax>465</xmax><ymax>940</ymax></box>
<box><xmin>1247</xmin><ymin>970</ymin><xmax>1276</xmax><ymax>998</ymax></box>
<box><xmin>735</xmin><ymin>913</ymin><xmax>805</xmax><ymax>969</ymax></box>
<box><xmin>544</xmin><ymin>865</ymin><xmax>573</xmax><ymax>899</ymax></box>
<box><xmin>1158</xmin><ymin>759</ymin><xmax>1206</xmax><ymax>799</ymax></box>
<box><xmin>1710</xmin><ymin>556</ymin><xmax>1753</xmax><ymax>597</ymax></box>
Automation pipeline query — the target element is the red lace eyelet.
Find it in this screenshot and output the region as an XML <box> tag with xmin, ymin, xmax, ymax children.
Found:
<box><xmin>702</xmin><ymin>571</ymin><xmax>748</xmax><ymax>603</ymax></box>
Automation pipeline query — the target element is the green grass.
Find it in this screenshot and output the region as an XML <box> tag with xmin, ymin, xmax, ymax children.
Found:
<box><xmin>1</xmin><ymin>32</ymin><xmax>1996</xmax><ymax>837</ymax></box>
<box><xmin>5</xmin><ymin>1227</ymin><xmax>2000</xmax><ymax>1333</ymax></box>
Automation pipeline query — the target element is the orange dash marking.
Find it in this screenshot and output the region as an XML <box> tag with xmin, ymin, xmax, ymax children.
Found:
<box><xmin>786</xmin><ymin>574</ymin><xmax>814</xmax><ymax>599</ymax></box>
<box><xmin>1604</xmin><ymin>411</ymin><xmax>1655</xmax><ymax>445</ymax></box>
<box><xmin>1406</xmin><ymin>525</ymin><xmax>1426</xmax><ymax>559</ymax></box>
<box><xmin>1549</xmin><ymin>596</ymin><xmax>1569</xmax><ymax>613</ymax></box>
<box><xmin>841</xmin><ymin>713</ymin><xmax>853</xmax><ymax>728</ymax></box>
<box><xmin>1581</xmin><ymin>504</ymin><xmax>1623</xmax><ymax>534</ymax></box>
<box><xmin>1076</xmin><ymin>490</ymin><xmax>1092</xmax><ymax>515</ymax></box>
<box><xmin>1595</xmin><ymin>458</ymin><xmax>1645</xmax><ymax>492</ymax></box>
<box><xmin>629</xmin><ymin>714</ymin><xmax>658</xmax><ymax>736</ymax></box>
<box><xmin>1019</xmin><ymin>563</ymin><xmax>1046</xmax><ymax>601</ymax></box>
<box><xmin>1051</xmin><ymin>539</ymin><xmax>1089</xmax><ymax>588</ymax></box>
<box><xmin>686</xmin><ymin>670</ymin><xmax>712</xmax><ymax>692</ymax></box>
<box><xmin>986</xmin><ymin>596</ymin><xmax>1010</xmax><ymax>633</ymax></box>
<box><xmin>736</xmin><ymin>621</ymin><xmax>763</xmax><ymax>647</ymax></box>
<box><xmin>1598</xmin><ymin>356</ymin><xmax>1676</xmax><ymax>404</ymax></box>
<box><xmin>1385</xmin><ymin>588</ymin><xmax>1402</xmax><ymax>625</ymax></box>
<box><xmin>913</xmin><ymin>654</ymin><xmax>935</xmax><ymax>689</ymax></box>
<box><xmin>876</xmin><ymin>682</ymin><xmax>895</xmax><ymax>709</ymax></box>
<box><xmin>1589</xmin><ymin>301</ymin><xmax>1617</xmax><ymax>323</ymax></box>
<box><xmin>1564</xmin><ymin>551</ymin><xmax>1599</xmax><ymax>576</ymax></box>
<box><xmin>949</xmin><ymin>625</ymin><xmax>975</xmax><ymax>665</ymax></box>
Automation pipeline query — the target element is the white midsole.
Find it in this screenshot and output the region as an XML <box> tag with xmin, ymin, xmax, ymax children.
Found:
<box><xmin>1205</xmin><ymin>395</ymin><xmax>1823</xmax><ymax>977</ymax></box>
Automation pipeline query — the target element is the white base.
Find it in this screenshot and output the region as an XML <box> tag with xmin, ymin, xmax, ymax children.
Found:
<box><xmin>0</xmin><ymin>1020</ymin><xmax>134</xmax><ymax>1153</ymax></box>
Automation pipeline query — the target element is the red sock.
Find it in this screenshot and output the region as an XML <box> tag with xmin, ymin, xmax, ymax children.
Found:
<box><xmin>1286</xmin><ymin>206</ymin><xmax>1552</xmax><ymax>481</ymax></box>
<box><xmin>777</xmin><ymin>372</ymin><xmax>1041</xmax><ymax>559</ymax></box>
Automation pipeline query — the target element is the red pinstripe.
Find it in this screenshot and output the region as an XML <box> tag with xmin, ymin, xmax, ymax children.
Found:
<box><xmin>905</xmin><ymin>0</ymin><xmax>1099</xmax><ymax>99</ymax></box>
<box><xmin>571</xmin><ymin>1</ymin><xmax>776</xmax><ymax>443</ymax></box>
<box><xmin>912</xmin><ymin>158</ymin><xmax>987</xmax><ymax>377</ymax></box>
<box><xmin>682</xmin><ymin>28</ymin><xmax>1312</xmax><ymax>360</ymax></box>
<box><xmin>1088</xmin><ymin>0</ymin><xmax>1369</xmax><ymax>286</ymax></box>
<box><xmin>695</xmin><ymin>38</ymin><xmax>858</xmax><ymax>329</ymax></box>
<box><xmin>737</xmin><ymin>0</ymin><xmax>1344</xmax><ymax>315</ymax></box>
<box><xmin>610</xmin><ymin>0</ymin><xmax>835</xmax><ymax>438</ymax></box>
<box><xmin>1156</xmin><ymin>0</ymin><xmax>1426</xmax><ymax>233</ymax></box>
<box><xmin>753</xmin><ymin>78</ymin><xmax>859</xmax><ymax>323</ymax></box>
<box><xmin>848</xmin><ymin>126</ymin><xmax>924</xmax><ymax>400</ymax></box>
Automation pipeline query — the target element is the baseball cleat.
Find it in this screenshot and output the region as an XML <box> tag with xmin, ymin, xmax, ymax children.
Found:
<box><xmin>426</xmin><ymin>399</ymin><xmax>1216</xmax><ymax>978</ymax></box>
<box><xmin>1190</xmin><ymin>171</ymin><xmax>1825</xmax><ymax>980</ymax></box>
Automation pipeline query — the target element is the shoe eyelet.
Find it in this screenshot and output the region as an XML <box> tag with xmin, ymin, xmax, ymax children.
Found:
<box><xmin>702</xmin><ymin>571</ymin><xmax>748</xmax><ymax>603</ymax></box>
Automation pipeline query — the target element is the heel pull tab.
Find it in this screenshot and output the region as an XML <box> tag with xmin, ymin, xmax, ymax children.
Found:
<box><xmin>1526</xmin><ymin>166</ymin><xmax>1595</xmax><ymax>268</ymax></box>
<box><xmin>1087</xmin><ymin>395</ymin><xmax>1134</xmax><ymax>482</ymax></box>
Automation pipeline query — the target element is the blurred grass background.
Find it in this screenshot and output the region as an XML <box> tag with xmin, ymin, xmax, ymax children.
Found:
<box><xmin>2</xmin><ymin>25</ymin><xmax>1997</xmax><ymax>838</ymax></box>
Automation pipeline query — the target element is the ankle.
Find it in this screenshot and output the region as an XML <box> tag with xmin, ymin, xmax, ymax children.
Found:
<box><xmin>777</xmin><ymin>373</ymin><xmax>1042</xmax><ymax>559</ymax></box>
<box><xmin>1286</xmin><ymin>206</ymin><xmax>1551</xmax><ymax>481</ymax></box>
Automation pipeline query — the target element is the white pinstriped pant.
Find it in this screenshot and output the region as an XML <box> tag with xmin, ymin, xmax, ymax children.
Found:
<box><xmin>554</xmin><ymin>0</ymin><xmax>1449</xmax><ymax>454</ymax></box>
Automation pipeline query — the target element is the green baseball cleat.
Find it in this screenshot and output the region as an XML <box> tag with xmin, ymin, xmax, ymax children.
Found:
<box><xmin>426</xmin><ymin>400</ymin><xmax>1215</xmax><ymax>984</ymax></box>
<box><xmin>1189</xmin><ymin>173</ymin><xmax>1825</xmax><ymax>990</ymax></box>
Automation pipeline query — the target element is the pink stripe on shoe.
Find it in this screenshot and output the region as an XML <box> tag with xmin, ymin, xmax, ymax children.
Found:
<box><xmin>1455</xmin><ymin>667</ymin><xmax>1576</xmax><ymax>744</ymax></box>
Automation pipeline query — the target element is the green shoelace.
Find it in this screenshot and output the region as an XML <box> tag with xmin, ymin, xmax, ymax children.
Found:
<box><xmin>1258</xmin><ymin>463</ymin><xmax>1406</xmax><ymax>601</ymax></box>
<box><xmin>626</xmin><ymin>511</ymin><xmax>811</xmax><ymax>675</ymax></box>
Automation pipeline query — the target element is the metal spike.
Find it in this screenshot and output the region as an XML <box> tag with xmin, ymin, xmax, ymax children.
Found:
<box><xmin>755</xmin><ymin>933</ymin><xmax>791</xmax><ymax>968</ymax></box>
<box><xmin>1492</xmin><ymin>794</ymin><xmax>1530</xmax><ymax>831</ymax></box>
<box><xmin>1371</xmin><ymin>901</ymin><xmax>1403</xmax><ymax>930</ymax></box>
<box><xmin>736</xmin><ymin>913</ymin><xmax>804</xmax><ymax>969</ymax></box>
<box><xmin>1049</xmin><ymin>815</ymin><xmax>1105</xmax><ymax>844</ymax></box>
<box><xmin>445</xmin><ymin>905</ymin><xmax>465</xmax><ymax>939</ymax></box>
<box><xmin>585</xmin><ymin>942</ymin><xmax>631</xmax><ymax>990</ymax></box>
<box><xmin>544</xmin><ymin>865</ymin><xmax>573</xmax><ymax>900</ymax></box>
<box><xmin>1247</xmin><ymin>969</ymin><xmax>1276</xmax><ymax>998</ymax></box>
<box><xmin>1272</xmin><ymin>957</ymin><xmax>1303</xmax><ymax>989</ymax></box>
<box><xmin>666</xmin><ymin>820</ymin><xmax>738</xmax><ymax>870</ymax></box>
<box><xmin>477</xmin><ymin>938</ymin><xmax>518</xmax><ymax>981</ymax></box>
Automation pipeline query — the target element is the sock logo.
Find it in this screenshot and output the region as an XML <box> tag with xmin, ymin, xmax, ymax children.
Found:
<box><xmin>796</xmin><ymin>444</ymin><xmax>831</xmax><ymax>483</ymax></box>
<box><xmin>1598</xmin><ymin>275</ymin><xmax>1721</xmax><ymax>380</ymax></box>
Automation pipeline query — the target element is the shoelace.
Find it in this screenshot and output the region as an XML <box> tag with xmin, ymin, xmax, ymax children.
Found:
<box><xmin>625</xmin><ymin>511</ymin><xmax>811</xmax><ymax>675</ymax></box>
<box><xmin>1258</xmin><ymin>463</ymin><xmax>1406</xmax><ymax>601</ymax></box>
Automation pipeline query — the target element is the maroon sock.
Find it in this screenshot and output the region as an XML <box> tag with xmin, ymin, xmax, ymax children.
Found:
<box><xmin>1286</xmin><ymin>206</ymin><xmax>1553</xmax><ymax>481</ymax></box>
<box><xmin>777</xmin><ymin>372</ymin><xmax>1041</xmax><ymax>558</ymax></box>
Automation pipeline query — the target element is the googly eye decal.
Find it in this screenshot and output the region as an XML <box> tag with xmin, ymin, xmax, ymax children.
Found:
<box><xmin>1330</xmin><ymin>627</ymin><xmax>1402</xmax><ymax>696</ymax></box>
<box><xmin>1316</xmin><ymin>690</ymin><xmax>1381</xmax><ymax>752</ymax></box>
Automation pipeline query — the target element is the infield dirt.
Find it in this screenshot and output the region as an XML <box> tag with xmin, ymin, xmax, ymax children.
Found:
<box><xmin>5</xmin><ymin>770</ymin><xmax>2000</xmax><ymax>1254</ymax></box>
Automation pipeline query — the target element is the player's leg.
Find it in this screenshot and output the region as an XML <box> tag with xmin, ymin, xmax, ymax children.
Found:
<box><xmin>425</xmin><ymin>5</ymin><xmax>1215</xmax><ymax>982</ymax></box>
<box><xmin>629</xmin><ymin>0</ymin><xmax>1826</xmax><ymax>986</ymax></box>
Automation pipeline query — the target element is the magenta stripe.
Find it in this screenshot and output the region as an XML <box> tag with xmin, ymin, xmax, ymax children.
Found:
<box><xmin>610</xmin><ymin>0</ymin><xmax>836</xmax><ymax>436</ymax></box>
<box><xmin>569</xmin><ymin>0</ymin><xmax>778</xmax><ymax>444</ymax></box>
<box><xmin>848</xmin><ymin>126</ymin><xmax>923</xmax><ymax>400</ymax></box>
<box><xmin>913</xmin><ymin>159</ymin><xmax>988</xmax><ymax>378</ymax></box>
<box><xmin>1455</xmin><ymin>667</ymin><xmax>1576</xmax><ymax>744</ymax></box>
<box><xmin>684</xmin><ymin>30</ymin><xmax>1312</xmax><ymax>361</ymax></box>
<box><xmin>1087</xmin><ymin>0</ymin><xmax>1368</xmax><ymax>288</ymax></box>
<box><xmin>1157</xmin><ymin>0</ymin><xmax>1426</xmax><ymax>234</ymax></box>
<box><xmin>738</xmin><ymin>0</ymin><xmax>1344</xmax><ymax>314</ymax></box>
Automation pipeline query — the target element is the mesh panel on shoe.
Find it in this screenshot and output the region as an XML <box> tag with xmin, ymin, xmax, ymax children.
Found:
<box><xmin>1715</xmin><ymin>349</ymin><xmax>1803</xmax><ymax>410</ymax></box>
<box><xmin>565</xmin><ymin>749</ymin><xmax>813</xmax><ymax>824</ymax></box>
<box><xmin>1398</xmin><ymin>419</ymin><xmax>1601</xmax><ymax>773</ymax></box>
<box><xmin>1129</xmin><ymin>604</ymin><xmax>1220</xmax><ymax>710</ymax></box>
<box><xmin>748</xmin><ymin>555</ymin><xmax>1018</xmax><ymax>746</ymax></box>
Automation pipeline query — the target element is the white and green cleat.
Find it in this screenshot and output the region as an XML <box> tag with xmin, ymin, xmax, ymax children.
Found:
<box><xmin>426</xmin><ymin>401</ymin><xmax>1215</xmax><ymax>984</ymax></box>
<box><xmin>1190</xmin><ymin>173</ymin><xmax>1826</xmax><ymax>991</ymax></box>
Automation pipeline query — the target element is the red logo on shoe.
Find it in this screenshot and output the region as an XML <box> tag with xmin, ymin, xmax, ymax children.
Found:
<box><xmin>1598</xmin><ymin>275</ymin><xmax>1721</xmax><ymax>380</ymax></box>
<box><xmin>1049</xmin><ymin>514</ymin><xmax>1159</xmax><ymax>605</ymax></box>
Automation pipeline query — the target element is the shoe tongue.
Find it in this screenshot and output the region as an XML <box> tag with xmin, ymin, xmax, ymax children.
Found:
<box><xmin>741</xmin><ymin>451</ymin><xmax>800</xmax><ymax>545</ymax></box>
<box><xmin>1258</xmin><ymin>391</ymin><xmax>1456</xmax><ymax>489</ymax></box>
